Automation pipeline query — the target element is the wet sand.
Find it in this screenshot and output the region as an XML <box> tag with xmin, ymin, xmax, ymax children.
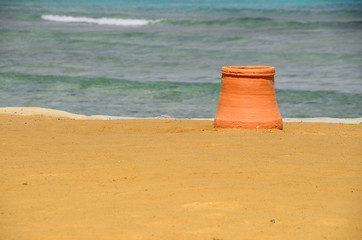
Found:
<box><xmin>0</xmin><ymin>114</ymin><xmax>361</xmax><ymax>239</ymax></box>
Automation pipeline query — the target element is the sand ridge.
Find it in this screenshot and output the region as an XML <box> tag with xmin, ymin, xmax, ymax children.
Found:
<box><xmin>0</xmin><ymin>107</ymin><xmax>95</xmax><ymax>120</ymax></box>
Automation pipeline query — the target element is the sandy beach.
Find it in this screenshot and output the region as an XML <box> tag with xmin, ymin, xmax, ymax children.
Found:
<box><xmin>0</xmin><ymin>111</ymin><xmax>361</xmax><ymax>240</ymax></box>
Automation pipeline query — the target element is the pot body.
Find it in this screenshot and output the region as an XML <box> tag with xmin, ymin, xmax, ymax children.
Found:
<box><xmin>214</xmin><ymin>66</ymin><xmax>283</xmax><ymax>129</ymax></box>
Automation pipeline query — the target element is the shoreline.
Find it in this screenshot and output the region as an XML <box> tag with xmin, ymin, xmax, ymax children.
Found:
<box><xmin>1</xmin><ymin>107</ymin><xmax>361</xmax><ymax>124</ymax></box>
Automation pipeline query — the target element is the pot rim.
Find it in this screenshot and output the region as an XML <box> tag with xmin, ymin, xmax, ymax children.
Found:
<box><xmin>221</xmin><ymin>66</ymin><xmax>275</xmax><ymax>77</ymax></box>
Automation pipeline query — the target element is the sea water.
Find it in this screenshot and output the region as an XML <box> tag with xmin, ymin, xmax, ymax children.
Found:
<box><xmin>0</xmin><ymin>0</ymin><xmax>361</xmax><ymax>118</ymax></box>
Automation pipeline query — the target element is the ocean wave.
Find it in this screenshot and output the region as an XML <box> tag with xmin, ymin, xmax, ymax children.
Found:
<box><xmin>41</xmin><ymin>14</ymin><xmax>161</xmax><ymax>26</ymax></box>
<box><xmin>166</xmin><ymin>17</ymin><xmax>273</xmax><ymax>26</ymax></box>
<box><xmin>166</xmin><ymin>17</ymin><xmax>362</xmax><ymax>27</ymax></box>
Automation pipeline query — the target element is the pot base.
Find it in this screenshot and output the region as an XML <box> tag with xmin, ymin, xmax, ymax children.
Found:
<box><xmin>214</xmin><ymin>118</ymin><xmax>283</xmax><ymax>130</ymax></box>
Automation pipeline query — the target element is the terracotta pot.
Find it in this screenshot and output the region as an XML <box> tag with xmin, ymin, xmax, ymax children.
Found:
<box><xmin>214</xmin><ymin>66</ymin><xmax>283</xmax><ymax>129</ymax></box>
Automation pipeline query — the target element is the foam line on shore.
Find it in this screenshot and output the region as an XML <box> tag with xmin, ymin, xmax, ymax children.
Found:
<box><xmin>0</xmin><ymin>107</ymin><xmax>361</xmax><ymax>124</ymax></box>
<box><xmin>283</xmin><ymin>117</ymin><xmax>362</xmax><ymax>124</ymax></box>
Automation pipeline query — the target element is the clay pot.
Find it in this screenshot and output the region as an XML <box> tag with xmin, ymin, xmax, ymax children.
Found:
<box><xmin>214</xmin><ymin>66</ymin><xmax>283</xmax><ymax>129</ymax></box>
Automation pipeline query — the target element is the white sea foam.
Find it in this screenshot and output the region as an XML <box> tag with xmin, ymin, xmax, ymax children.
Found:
<box><xmin>41</xmin><ymin>14</ymin><xmax>160</xmax><ymax>26</ymax></box>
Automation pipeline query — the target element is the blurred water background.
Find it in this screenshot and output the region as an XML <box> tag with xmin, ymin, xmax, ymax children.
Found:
<box><xmin>0</xmin><ymin>0</ymin><xmax>361</xmax><ymax>118</ymax></box>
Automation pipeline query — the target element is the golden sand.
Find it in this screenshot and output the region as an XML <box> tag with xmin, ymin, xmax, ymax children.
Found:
<box><xmin>0</xmin><ymin>114</ymin><xmax>361</xmax><ymax>239</ymax></box>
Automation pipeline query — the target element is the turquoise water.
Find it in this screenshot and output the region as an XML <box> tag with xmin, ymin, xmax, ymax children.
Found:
<box><xmin>0</xmin><ymin>0</ymin><xmax>361</xmax><ymax>118</ymax></box>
